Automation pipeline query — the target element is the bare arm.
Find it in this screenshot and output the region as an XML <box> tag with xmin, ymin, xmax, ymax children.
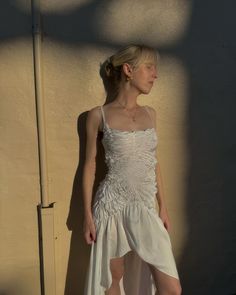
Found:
<box><xmin>147</xmin><ymin>106</ymin><xmax>166</xmax><ymax>208</ymax></box>
<box><xmin>155</xmin><ymin>162</ymin><xmax>167</xmax><ymax>209</ymax></box>
<box><xmin>148</xmin><ymin>106</ymin><xmax>171</xmax><ymax>231</ymax></box>
<box><xmin>82</xmin><ymin>106</ymin><xmax>102</xmax><ymax>244</ymax></box>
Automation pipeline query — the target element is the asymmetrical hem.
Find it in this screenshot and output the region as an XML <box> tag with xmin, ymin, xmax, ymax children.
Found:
<box><xmin>84</xmin><ymin>105</ymin><xmax>179</xmax><ymax>294</ymax></box>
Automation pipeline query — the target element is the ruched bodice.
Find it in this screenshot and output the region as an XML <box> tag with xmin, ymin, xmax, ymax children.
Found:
<box><xmin>102</xmin><ymin>123</ymin><xmax>157</xmax><ymax>180</ymax></box>
<box><xmin>84</xmin><ymin>105</ymin><xmax>179</xmax><ymax>295</ymax></box>
<box><xmin>93</xmin><ymin>108</ymin><xmax>159</xmax><ymax>228</ymax></box>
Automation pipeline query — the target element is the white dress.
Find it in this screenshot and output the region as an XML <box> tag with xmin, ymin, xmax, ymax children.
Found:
<box><xmin>84</xmin><ymin>105</ymin><xmax>179</xmax><ymax>295</ymax></box>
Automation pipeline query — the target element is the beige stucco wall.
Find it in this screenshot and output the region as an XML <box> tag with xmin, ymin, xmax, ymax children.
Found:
<box><xmin>0</xmin><ymin>36</ymin><xmax>41</xmax><ymax>295</ymax></box>
<box><xmin>40</xmin><ymin>2</ymin><xmax>191</xmax><ymax>293</ymax></box>
<box><xmin>1</xmin><ymin>1</ymin><xmax>236</xmax><ymax>295</ymax></box>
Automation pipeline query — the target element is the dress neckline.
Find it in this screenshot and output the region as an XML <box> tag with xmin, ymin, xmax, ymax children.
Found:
<box><xmin>104</xmin><ymin>121</ymin><xmax>155</xmax><ymax>134</ymax></box>
<box><xmin>100</xmin><ymin>104</ymin><xmax>156</xmax><ymax>134</ymax></box>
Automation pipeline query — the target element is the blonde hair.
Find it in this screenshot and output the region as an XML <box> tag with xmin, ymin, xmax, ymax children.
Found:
<box><xmin>100</xmin><ymin>44</ymin><xmax>159</xmax><ymax>99</ymax></box>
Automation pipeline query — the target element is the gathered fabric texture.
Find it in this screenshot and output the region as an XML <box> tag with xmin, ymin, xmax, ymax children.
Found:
<box><xmin>84</xmin><ymin>105</ymin><xmax>179</xmax><ymax>295</ymax></box>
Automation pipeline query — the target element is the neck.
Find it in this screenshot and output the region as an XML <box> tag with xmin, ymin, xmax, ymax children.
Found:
<box><xmin>115</xmin><ymin>87</ymin><xmax>140</xmax><ymax>109</ymax></box>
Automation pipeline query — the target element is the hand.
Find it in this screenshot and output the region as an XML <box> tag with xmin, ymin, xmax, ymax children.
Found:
<box><xmin>83</xmin><ymin>215</ymin><xmax>96</xmax><ymax>244</ymax></box>
<box><xmin>159</xmin><ymin>205</ymin><xmax>171</xmax><ymax>233</ymax></box>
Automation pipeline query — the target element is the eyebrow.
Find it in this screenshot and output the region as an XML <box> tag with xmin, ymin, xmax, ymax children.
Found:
<box><xmin>145</xmin><ymin>62</ymin><xmax>157</xmax><ymax>67</ymax></box>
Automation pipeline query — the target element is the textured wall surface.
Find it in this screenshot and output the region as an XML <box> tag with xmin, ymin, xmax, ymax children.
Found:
<box><xmin>0</xmin><ymin>2</ymin><xmax>41</xmax><ymax>294</ymax></box>
<box><xmin>0</xmin><ymin>1</ymin><xmax>236</xmax><ymax>295</ymax></box>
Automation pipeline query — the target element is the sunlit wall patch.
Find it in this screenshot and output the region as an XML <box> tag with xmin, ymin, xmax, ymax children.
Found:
<box><xmin>95</xmin><ymin>0</ymin><xmax>192</xmax><ymax>46</ymax></box>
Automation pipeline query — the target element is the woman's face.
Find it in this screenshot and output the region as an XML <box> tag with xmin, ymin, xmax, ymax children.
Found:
<box><xmin>130</xmin><ymin>61</ymin><xmax>158</xmax><ymax>95</ymax></box>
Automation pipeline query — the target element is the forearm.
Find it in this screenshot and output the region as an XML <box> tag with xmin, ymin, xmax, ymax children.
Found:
<box><xmin>155</xmin><ymin>163</ymin><xmax>167</xmax><ymax>208</ymax></box>
<box><xmin>82</xmin><ymin>161</ymin><xmax>96</xmax><ymax>218</ymax></box>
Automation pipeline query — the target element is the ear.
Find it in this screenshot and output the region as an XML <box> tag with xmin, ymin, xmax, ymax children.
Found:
<box><xmin>122</xmin><ymin>63</ymin><xmax>133</xmax><ymax>77</ymax></box>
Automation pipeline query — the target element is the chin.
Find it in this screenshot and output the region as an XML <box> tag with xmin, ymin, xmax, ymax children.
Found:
<box><xmin>141</xmin><ymin>88</ymin><xmax>151</xmax><ymax>95</ymax></box>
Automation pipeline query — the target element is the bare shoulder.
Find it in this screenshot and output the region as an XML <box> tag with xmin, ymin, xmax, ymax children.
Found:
<box><xmin>89</xmin><ymin>105</ymin><xmax>101</xmax><ymax>114</ymax></box>
<box><xmin>87</xmin><ymin>105</ymin><xmax>103</xmax><ymax>132</ymax></box>
<box><xmin>87</xmin><ymin>105</ymin><xmax>103</xmax><ymax>120</ymax></box>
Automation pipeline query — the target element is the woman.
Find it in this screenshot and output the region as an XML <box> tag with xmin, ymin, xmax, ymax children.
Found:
<box><xmin>82</xmin><ymin>44</ymin><xmax>182</xmax><ymax>295</ymax></box>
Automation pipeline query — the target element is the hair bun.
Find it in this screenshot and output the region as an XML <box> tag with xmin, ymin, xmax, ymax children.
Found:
<box><xmin>104</xmin><ymin>59</ymin><xmax>114</xmax><ymax>78</ymax></box>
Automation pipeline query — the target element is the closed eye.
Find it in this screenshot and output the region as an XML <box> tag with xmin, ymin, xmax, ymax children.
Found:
<box><xmin>145</xmin><ymin>63</ymin><xmax>156</xmax><ymax>70</ymax></box>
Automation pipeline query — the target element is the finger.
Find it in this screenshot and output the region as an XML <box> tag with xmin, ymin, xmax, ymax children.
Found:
<box><xmin>91</xmin><ymin>230</ymin><xmax>96</xmax><ymax>242</ymax></box>
<box><xmin>163</xmin><ymin>221</ymin><xmax>168</xmax><ymax>231</ymax></box>
<box><xmin>85</xmin><ymin>232</ymin><xmax>93</xmax><ymax>244</ymax></box>
<box><xmin>164</xmin><ymin>222</ymin><xmax>167</xmax><ymax>230</ymax></box>
<box><xmin>166</xmin><ymin>222</ymin><xmax>171</xmax><ymax>232</ymax></box>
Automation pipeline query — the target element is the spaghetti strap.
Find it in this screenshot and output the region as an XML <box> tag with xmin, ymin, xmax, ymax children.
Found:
<box><xmin>100</xmin><ymin>105</ymin><xmax>106</xmax><ymax>127</ymax></box>
<box><xmin>84</xmin><ymin>104</ymin><xmax>179</xmax><ymax>295</ymax></box>
<box><xmin>144</xmin><ymin>105</ymin><xmax>155</xmax><ymax>128</ymax></box>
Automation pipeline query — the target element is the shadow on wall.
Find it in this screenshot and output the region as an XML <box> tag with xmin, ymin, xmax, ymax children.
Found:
<box><xmin>0</xmin><ymin>279</ymin><xmax>31</xmax><ymax>295</ymax></box>
<box><xmin>65</xmin><ymin>109</ymin><xmax>107</xmax><ymax>295</ymax></box>
<box><xmin>65</xmin><ymin>83</ymin><xmax>115</xmax><ymax>295</ymax></box>
<box><xmin>1</xmin><ymin>0</ymin><xmax>236</xmax><ymax>295</ymax></box>
<box><xmin>177</xmin><ymin>1</ymin><xmax>236</xmax><ymax>295</ymax></box>
<box><xmin>64</xmin><ymin>1</ymin><xmax>236</xmax><ymax>294</ymax></box>
<box><xmin>0</xmin><ymin>0</ymin><xmax>121</xmax><ymax>47</ymax></box>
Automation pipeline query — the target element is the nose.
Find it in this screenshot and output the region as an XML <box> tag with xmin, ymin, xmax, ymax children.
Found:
<box><xmin>153</xmin><ymin>69</ymin><xmax>158</xmax><ymax>80</ymax></box>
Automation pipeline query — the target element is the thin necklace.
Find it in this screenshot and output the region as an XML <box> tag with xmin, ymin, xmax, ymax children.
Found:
<box><xmin>116</xmin><ymin>100</ymin><xmax>139</xmax><ymax>122</ymax></box>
